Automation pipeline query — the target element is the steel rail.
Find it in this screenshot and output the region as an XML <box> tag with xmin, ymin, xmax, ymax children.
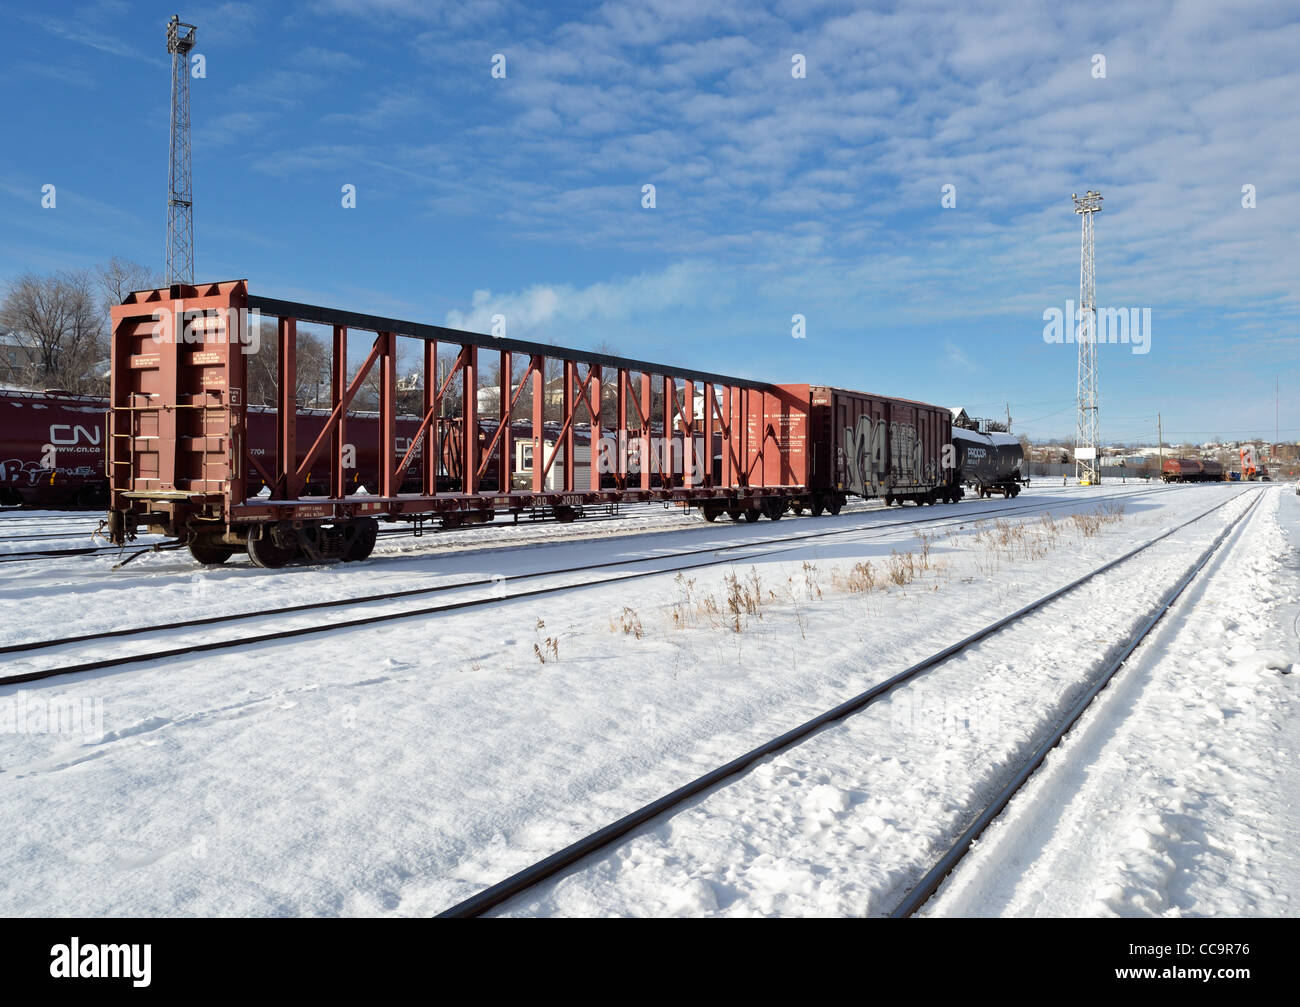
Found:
<box><xmin>434</xmin><ymin>488</ymin><xmax>1256</xmax><ymax>918</ymax></box>
<box><xmin>0</xmin><ymin>547</ymin><xmax>793</xmax><ymax>687</ymax></box>
<box><xmin>1</xmin><ymin>491</ymin><xmax>1162</xmax><ymax>688</ymax></box>
<box><xmin>1</xmin><ymin>488</ymin><xmax>1159</xmax><ymax>660</ymax></box>
<box><xmin>0</xmin><ymin>483</ymin><xmax>1165</xmax><ymax>565</ymax></box>
<box><xmin>0</xmin><ymin>509</ymin><xmax>627</xmax><ymax>559</ymax></box>
<box><xmin>0</xmin><ymin>531</ymin><xmax>116</xmax><ymax>543</ymax></box>
<box><xmin>0</xmin><ymin>544</ymin><xmax>112</xmax><ymax>562</ymax></box>
<box><xmin>889</xmin><ymin>489</ymin><xmax>1263</xmax><ymax>917</ymax></box>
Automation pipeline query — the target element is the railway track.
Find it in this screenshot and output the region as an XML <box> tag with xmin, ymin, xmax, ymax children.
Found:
<box><xmin>0</xmin><ymin>531</ymin><xmax>112</xmax><ymax>543</ymax></box>
<box><xmin>1</xmin><ymin>486</ymin><xmax>1163</xmax><ymax>686</ymax></box>
<box><xmin>432</xmin><ymin>487</ymin><xmax>1259</xmax><ymax>917</ymax></box>
<box><xmin>889</xmin><ymin>488</ymin><xmax>1263</xmax><ymax>917</ymax></box>
<box><xmin>0</xmin><ymin>484</ymin><xmax>1165</xmax><ymax>566</ymax></box>
<box><xmin>0</xmin><ymin>514</ymin><xmax>625</xmax><ymax>562</ymax></box>
<box><xmin>0</xmin><ymin>543</ymin><xmax>119</xmax><ymax>562</ymax></box>
<box><xmin>0</xmin><ymin>500</ymin><xmax>744</xmax><ymax>562</ymax></box>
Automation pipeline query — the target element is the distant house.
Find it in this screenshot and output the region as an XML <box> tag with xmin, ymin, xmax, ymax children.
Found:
<box><xmin>85</xmin><ymin>358</ymin><xmax>111</xmax><ymax>383</ymax></box>
<box><xmin>0</xmin><ymin>333</ymin><xmax>38</xmax><ymax>386</ymax></box>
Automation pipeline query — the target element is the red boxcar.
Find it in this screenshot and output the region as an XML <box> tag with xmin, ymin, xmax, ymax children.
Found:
<box><xmin>783</xmin><ymin>384</ymin><xmax>955</xmax><ymax>507</ymax></box>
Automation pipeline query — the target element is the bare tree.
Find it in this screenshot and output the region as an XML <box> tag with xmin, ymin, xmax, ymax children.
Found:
<box><xmin>0</xmin><ymin>271</ymin><xmax>105</xmax><ymax>393</ymax></box>
<box><xmin>245</xmin><ymin>322</ymin><xmax>332</xmax><ymax>408</ymax></box>
<box><xmin>98</xmin><ymin>257</ymin><xmax>161</xmax><ymax>314</ymax></box>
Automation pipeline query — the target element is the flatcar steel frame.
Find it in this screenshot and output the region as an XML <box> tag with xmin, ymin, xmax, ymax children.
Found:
<box><xmin>106</xmin><ymin>281</ymin><xmax>808</xmax><ymax>548</ymax></box>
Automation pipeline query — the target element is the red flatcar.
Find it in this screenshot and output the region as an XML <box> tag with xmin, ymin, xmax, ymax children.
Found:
<box><xmin>244</xmin><ymin>405</ymin><xmax>429</xmax><ymax>498</ymax></box>
<box><xmin>103</xmin><ymin>282</ymin><xmax>960</xmax><ymax>565</ymax></box>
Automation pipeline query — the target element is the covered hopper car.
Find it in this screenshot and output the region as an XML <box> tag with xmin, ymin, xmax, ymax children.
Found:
<box><xmin>0</xmin><ymin>389</ymin><xmax>109</xmax><ymax>507</ymax></box>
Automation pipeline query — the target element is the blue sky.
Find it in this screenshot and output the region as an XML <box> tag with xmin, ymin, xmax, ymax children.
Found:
<box><xmin>1</xmin><ymin>0</ymin><xmax>1296</xmax><ymax>444</ymax></box>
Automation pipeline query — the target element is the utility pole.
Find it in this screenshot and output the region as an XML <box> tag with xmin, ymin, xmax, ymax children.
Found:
<box><xmin>1072</xmin><ymin>190</ymin><xmax>1103</xmax><ymax>485</ymax></box>
<box><xmin>1158</xmin><ymin>412</ymin><xmax>1163</xmax><ymax>476</ymax></box>
<box><xmin>166</xmin><ymin>15</ymin><xmax>197</xmax><ymax>285</ymax></box>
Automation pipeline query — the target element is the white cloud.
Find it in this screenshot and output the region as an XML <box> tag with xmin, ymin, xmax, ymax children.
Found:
<box><xmin>443</xmin><ymin>261</ymin><xmax>728</xmax><ymax>336</ymax></box>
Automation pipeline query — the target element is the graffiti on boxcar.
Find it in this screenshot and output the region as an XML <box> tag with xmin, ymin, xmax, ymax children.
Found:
<box><xmin>890</xmin><ymin>421</ymin><xmax>924</xmax><ymax>482</ymax></box>
<box><xmin>843</xmin><ymin>416</ymin><xmax>929</xmax><ymax>494</ymax></box>
<box><xmin>843</xmin><ymin>416</ymin><xmax>884</xmax><ymax>494</ymax></box>
<box><xmin>0</xmin><ymin>457</ymin><xmax>78</xmax><ymax>487</ymax></box>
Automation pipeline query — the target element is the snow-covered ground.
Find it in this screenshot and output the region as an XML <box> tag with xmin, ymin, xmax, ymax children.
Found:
<box><xmin>0</xmin><ymin>482</ymin><xmax>1291</xmax><ymax>917</ymax></box>
<box><xmin>924</xmin><ymin>486</ymin><xmax>1300</xmax><ymax>917</ymax></box>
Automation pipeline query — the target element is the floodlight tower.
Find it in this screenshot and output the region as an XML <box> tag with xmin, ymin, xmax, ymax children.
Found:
<box><xmin>1073</xmin><ymin>189</ymin><xmax>1103</xmax><ymax>484</ymax></box>
<box><xmin>166</xmin><ymin>15</ymin><xmax>197</xmax><ymax>285</ymax></box>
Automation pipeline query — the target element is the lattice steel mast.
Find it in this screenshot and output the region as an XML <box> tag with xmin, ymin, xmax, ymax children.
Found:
<box><xmin>1073</xmin><ymin>190</ymin><xmax>1102</xmax><ymax>484</ymax></box>
<box><xmin>166</xmin><ymin>15</ymin><xmax>197</xmax><ymax>285</ymax></box>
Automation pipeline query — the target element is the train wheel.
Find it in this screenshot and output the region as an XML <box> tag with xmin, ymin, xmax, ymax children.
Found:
<box><xmin>884</xmin><ymin>496</ymin><xmax>894</xmax><ymax>507</ymax></box>
<box><xmin>75</xmin><ymin>485</ymin><xmax>108</xmax><ymax>508</ymax></box>
<box><xmin>811</xmin><ymin>498</ymin><xmax>825</xmax><ymax>517</ymax></box>
<box><xmin>743</xmin><ymin>508</ymin><xmax>759</xmax><ymax>522</ymax></box>
<box><xmin>189</xmin><ymin>541</ymin><xmax>234</xmax><ymax>565</ymax></box>
<box><xmin>728</xmin><ymin>508</ymin><xmax>744</xmax><ymax>522</ymax></box>
<box><xmin>344</xmin><ymin>518</ymin><xmax>378</xmax><ymax>562</ymax></box>
<box><xmin>827</xmin><ymin>495</ymin><xmax>843</xmax><ymax>516</ymax></box>
<box><xmin>761</xmin><ymin>498</ymin><xmax>784</xmax><ymax>521</ymax></box>
<box><xmin>247</xmin><ymin>531</ymin><xmax>299</xmax><ymax>569</ymax></box>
